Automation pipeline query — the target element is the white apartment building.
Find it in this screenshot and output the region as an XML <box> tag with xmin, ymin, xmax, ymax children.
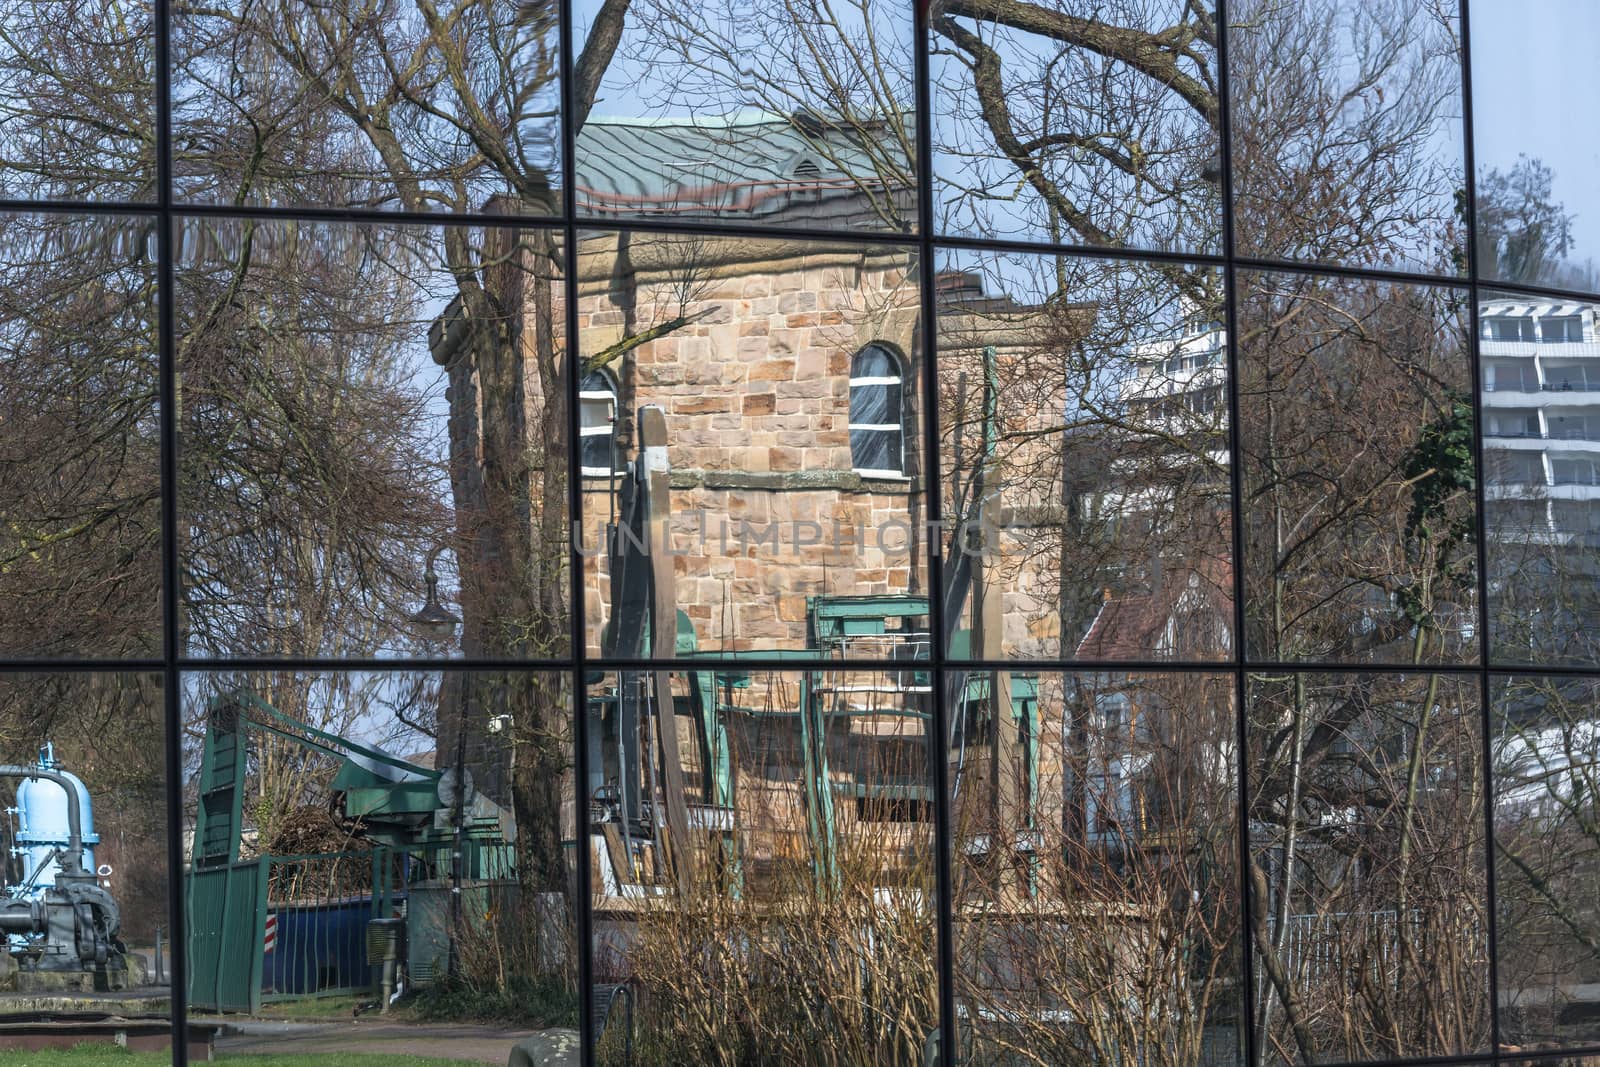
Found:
<box><xmin>1120</xmin><ymin>307</ymin><xmax>1228</xmax><ymax>423</ymax></box>
<box><xmin>1481</xmin><ymin>297</ymin><xmax>1600</xmax><ymax>547</ymax></box>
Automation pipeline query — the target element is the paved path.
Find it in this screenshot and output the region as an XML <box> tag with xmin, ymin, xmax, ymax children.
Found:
<box><xmin>215</xmin><ymin>1019</ymin><xmax>537</xmax><ymax>1063</ymax></box>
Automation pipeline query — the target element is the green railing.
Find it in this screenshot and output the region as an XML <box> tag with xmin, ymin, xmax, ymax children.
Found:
<box><xmin>188</xmin><ymin>846</ymin><xmax>403</xmax><ymax>1013</ymax></box>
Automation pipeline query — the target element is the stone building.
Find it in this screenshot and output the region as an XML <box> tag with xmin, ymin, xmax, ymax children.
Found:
<box><xmin>427</xmin><ymin>114</ymin><xmax>1227</xmax><ymax>891</ymax></box>
<box><xmin>572</xmin><ymin>228</ymin><xmax>1049</xmax><ymax>657</ymax></box>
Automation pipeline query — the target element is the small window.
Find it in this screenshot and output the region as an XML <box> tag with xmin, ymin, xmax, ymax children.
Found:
<box><xmin>1543</xmin><ymin>316</ymin><xmax>1584</xmax><ymax>343</ymax></box>
<box><xmin>849</xmin><ymin>344</ymin><xmax>905</xmax><ymax>477</ymax></box>
<box><xmin>1490</xmin><ymin>452</ymin><xmax>1545</xmax><ymax>486</ymax></box>
<box><xmin>1490</xmin><ymin>317</ymin><xmax>1535</xmax><ymax>342</ymax></box>
<box><xmin>1095</xmin><ymin>692</ymin><xmax>1130</xmax><ymax>740</ymax></box>
<box><xmin>1488</xmin><ymin>361</ymin><xmax>1536</xmax><ymax>392</ymax></box>
<box><xmin>1553</xmin><ymin>457</ymin><xmax>1600</xmax><ymax>486</ymax></box>
<box><xmin>580</xmin><ymin>369</ymin><xmax>619</xmax><ymax>475</ymax></box>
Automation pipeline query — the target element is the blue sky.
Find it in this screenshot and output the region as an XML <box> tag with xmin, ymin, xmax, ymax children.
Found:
<box><xmin>1471</xmin><ymin>0</ymin><xmax>1599</xmax><ymax>268</ymax></box>
<box><xmin>574</xmin><ymin>0</ymin><xmax>1595</xmax><ymax>270</ymax></box>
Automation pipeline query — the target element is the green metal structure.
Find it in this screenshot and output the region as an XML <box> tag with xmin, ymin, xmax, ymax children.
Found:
<box><xmin>588</xmin><ymin>594</ymin><xmax>1040</xmax><ymax>897</ymax></box>
<box><xmin>186</xmin><ymin>689</ymin><xmax>500</xmax><ymax>1012</ymax></box>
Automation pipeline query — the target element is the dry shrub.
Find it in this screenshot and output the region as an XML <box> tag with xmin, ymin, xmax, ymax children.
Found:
<box><xmin>951</xmin><ymin>829</ymin><xmax>1242</xmax><ymax>1067</ymax></box>
<box><xmin>414</xmin><ymin>885</ymin><xmax>579</xmax><ymax>1027</ymax></box>
<box><xmin>602</xmin><ymin>841</ymin><xmax>939</xmax><ymax>1066</ymax></box>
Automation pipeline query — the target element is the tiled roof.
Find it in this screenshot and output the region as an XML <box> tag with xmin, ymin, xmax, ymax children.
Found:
<box><xmin>574</xmin><ymin>110</ymin><xmax>907</xmax><ymax>219</ymax></box>
<box><xmin>1075</xmin><ymin>556</ymin><xmax>1233</xmax><ymax>660</ymax></box>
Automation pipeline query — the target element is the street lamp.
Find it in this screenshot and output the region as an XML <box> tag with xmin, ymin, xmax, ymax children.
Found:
<box><xmin>410</xmin><ymin>543</ymin><xmax>467</xmax><ymax>977</ymax></box>
<box><xmin>409</xmin><ymin>546</ymin><xmax>460</xmax><ymax>643</ymax></box>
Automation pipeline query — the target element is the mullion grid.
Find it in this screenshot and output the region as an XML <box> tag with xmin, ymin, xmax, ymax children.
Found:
<box><xmin>912</xmin><ymin>1</ymin><xmax>960</xmax><ymax>1061</ymax></box>
<box><xmin>154</xmin><ymin>0</ymin><xmax>188</xmax><ymax>1059</ymax></box>
<box><xmin>0</xmin><ymin>2</ymin><xmax>1581</xmax><ymax>1065</ymax></box>
<box><xmin>555</xmin><ymin>0</ymin><xmax>597</xmax><ymax>1061</ymax></box>
<box><xmin>1458</xmin><ymin>0</ymin><xmax>1505</xmax><ymax>1056</ymax></box>
<box><xmin>1214</xmin><ymin>0</ymin><xmax>1258</xmax><ymax>1064</ymax></box>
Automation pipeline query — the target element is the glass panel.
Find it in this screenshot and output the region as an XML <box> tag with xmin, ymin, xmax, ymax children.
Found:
<box><xmin>1246</xmin><ymin>671</ymin><xmax>1490</xmax><ymax>1064</ymax></box>
<box><xmin>1471</xmin><ymin>0</ymin><xmax>1600</xmax><ymax>291</ymax></box>
<box><xmin>0</xmin><ymin>0</ymin><xmax>154</xmax><ymax>201</ymax></box>
<box><xmin>1237</xmin><ymin>271</ymin><xmax>1476</xmax><ymax>664</ymax></box>
<box><xmin>177</xmin><ymin>217</ymin><xmax>569</xmax><ymax>659</ymax></box>
<box><xmin>1229</xmin><ymin>0</ymin><xmax>1466</xmax><ymax>273</ymax></box>
<box><xmin>938</xmin><ymin>249</ymin><xmax>1232</xmax><ymax>662</ymax></box>
<box><xmin>951</xmin><ymin>669</ymin><xmax>1243</xmax><ymax>1065</ymax></box>
<box><xmin>578</xmin><ymin>230</ymin><xmax>927</xmax><ymax>659</ymax></box>
<box><xmin>850</xmin><ymin>427</ymin><xmax>902</xmax><ymax>474</ymax></box>
<box><xmin>587</xmin><ymin>668</ymin><xmax>939</xmax><ymax>1064</ymax></box>
<box><xmin>582</xmin><ymin>426</ymin><xmax>618</xmax><ymax>474</ymax></box>
<box><xmin>183</xmin><ymin>670</ymin><xmax>577</xmax><ymax>1045</ymax></box>
<box><xmin>1482</xmin><ymin>292</ymin><xmax>1600</xmax><ymax>667</ymax></box>
<box><xmin>854</xmin><ymin>344</ymin><xmax>899</xmax><ymax>379</ymax></box>
<box><xmin>582</xmin><ymin>395</ymin><xmax>614</xmax><ymax>433</ymax></box>
<box><xmin>850</xmin><ymin>381</ymin><xmax>899</xmax><ymax>428</ymax></box>
<box><xmin>1493</xmin><ymin>674</ymin><xmax>1600</xmax><ymax>1052</ymax></box>
<box><xmin>930</xmin><ymin>0</ymin><xmax>1222</xmax><ymax>254</ymax></box>
<box><xmin>0</xmin><ymin>673</ymin><xmax>169</xmax><ymax>1034</ymax></box>
<box><xmin>574</xmin><ymin>0</ymin><xmax>916</xmax><ymax>233</ymax></box>
<box><xmin>0</xmin><ymin>213</ymin><xmax>160</xmax><ymax>658</ymax></box>
<box><xmin>173</xmin><ymin>1</ymin><xmax>562</xmax><ymax>214</ymax></box>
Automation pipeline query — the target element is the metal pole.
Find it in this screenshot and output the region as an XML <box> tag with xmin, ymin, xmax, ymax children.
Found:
<box><xmin>449</xmin><ymin>691</ymin><xmax>468</xmax><ymax>980</ymax></box>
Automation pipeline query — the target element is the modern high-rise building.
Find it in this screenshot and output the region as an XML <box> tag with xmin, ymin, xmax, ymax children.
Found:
<box><xmin>1481</xmin><ymin>296</ymin><xmax>1600</xmax><ymax>539</ymax></box>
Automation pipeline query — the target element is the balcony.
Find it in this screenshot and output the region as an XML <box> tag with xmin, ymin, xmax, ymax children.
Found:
<box><xmin>1485</xmin><ymin>428</ymin><xmax>1600</xmax><ymax>442</ymax></box>
<box><xmin>1483</xmin><ymin>389</ymin><xmax>1600</xmax><ymax>414</ymax></box>
<box><xmin>1472</xmin><ymin>379</ymin><xmax>1600</xmax><ymax>391</ymax></box>
<box><xmin>1481</xmin><ymin>340</ymin><xmax>1600</xmax><ymax>359</ymax></box>
<box><xmin>1486</xmin><ymin>482</ymin><xmax>1600</xmax><ymax>503</ymax></box>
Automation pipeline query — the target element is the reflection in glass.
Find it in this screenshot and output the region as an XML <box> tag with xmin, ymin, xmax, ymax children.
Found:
<box><xmin>0</xmin><ymin>0</ymin><xmax>153</xmax><ymax>201</ymax></box>
<box><xmin>950</xmin><ymin>670</ymin><xmax>1242</xmax><ymax>1065</ymax></box>
<box><xmin>930</xmin><ymin>0</ymin><xmax>1221</xmax><ymax>254</ymax></box>
<box><xmin>1246</xmin><ymin>672</ymin><xmax>1489</xmax><ymax>1064</ymax></box>
<box><xmin>0</xmin><ymin>214</ymin><xmax>160</xmax><ymax>658</ymax></box>
<box><xmin>0</xmin><ymin>674</ymin><xmax>168</xmax><ymax>1022</ymax></box>
<box><xmin>176</xmin><ymin>217</ymin><xmax>570</xmax><ymax>659</ymax></box>
<box><xmin>1482</xmin><ymin>292</ymin><xmax>1600</xmax><ymax>667</ymax></box>
<box><xmin>587</xmin><ymin>668</ymin><xmax>938</xmax><ymax>1065</ymax></box>
<box><xmin>575</xmin><ymin>0</ymin><xmax>916</xmax><ymax>232</ymax></box>
<box><xmin>578</xmin><ymin>230</ymin><xmax>926</xmax><ymax>659</ymax></box>
<box><xmin>1237</xmin><ymin>271</ymin><xmax>1476</xmax><ymax>665</ymax></box>
<box><xmin>1471</xmin><ymin>0</ymin><xmax>1600</xmax><ymax>292</ymax></box>
<box><xmin>184</xmin><ymin>670</ymin><xmax>577</xmax><ymax>1030</ymax></box>
<box><xmin>938</xmin><ymin>250</ymin><xmax>1232</xmax><ymax>661</ymax></box>
<box><xmin>1493</xmin><ymin>675</ymin><xmax>1600</xmax><ymax>1052</ymax></box>
<box><xmin>173</xmin><ymin>0</ymin><xmax>562</xmax><ymax>213</ymax></box>
<box><xmin>1229</xmin><ymin>0</ymin><xmax>1465</xmax><ymax>273</ymax></box>
<box><xmin>849</xmin><ymin>344</ymin><xmax>906</xmax><ymax>476</ymax></box>
<box><xmin>581</xmin><ymin>369</ymin><xmax>622</xmax><ymax>475</ymax></box>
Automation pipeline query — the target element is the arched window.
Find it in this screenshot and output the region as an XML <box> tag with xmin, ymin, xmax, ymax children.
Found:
<box><xmin>579</xmin><ymin>369</ymin><xmax>619</xmax><ymax>474</ymax></box>
<box><xmin>849</xmin><ymin>344</ymin><xmax>905</xmax><ymax>477</ymax></box>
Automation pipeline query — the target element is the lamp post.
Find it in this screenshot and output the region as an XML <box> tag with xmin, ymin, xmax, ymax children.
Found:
<box><xmin>409</xmin><ymin>546</ymin><xmax>461</xmax><ymax>644</ymax></box>
<box><xmin>409</xmin><ymin>545</ymin><xmax>466</xmax><ymax>977</ymax></box>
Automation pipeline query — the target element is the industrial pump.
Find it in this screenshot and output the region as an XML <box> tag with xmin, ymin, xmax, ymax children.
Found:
<box><xmin>0</xmin><ymin>744</ymin><xmax>127</xmax><ymax>991</ymax></box>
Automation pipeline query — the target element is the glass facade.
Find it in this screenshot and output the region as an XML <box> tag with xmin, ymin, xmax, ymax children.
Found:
<box><xmin>0</xmin><ymin>0</ymin><xmax>1597</xmax><ymax>1064</ymax></box>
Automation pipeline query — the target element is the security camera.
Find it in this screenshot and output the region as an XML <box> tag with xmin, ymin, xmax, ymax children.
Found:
<box><xmin>487</xmin><ymin>714</ymin><xmax>513</xmax><ymax>734</ymax></box>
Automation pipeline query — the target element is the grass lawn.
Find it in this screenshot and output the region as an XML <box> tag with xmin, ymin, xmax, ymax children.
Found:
<box><xmin>0</xmin><ymin>1047</ymin><xmax>471</xmax><ymax>1067</ymax></box>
